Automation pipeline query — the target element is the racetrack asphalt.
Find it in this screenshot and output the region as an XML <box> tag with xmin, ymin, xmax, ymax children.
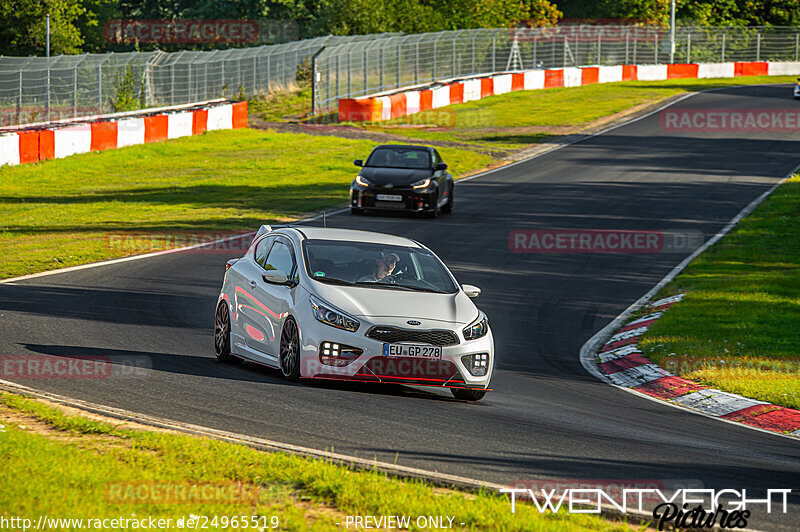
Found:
<box><xmin>2</xmin><ymin>84</ymin><xmax>799</xmax><ymax>529</ymax></box>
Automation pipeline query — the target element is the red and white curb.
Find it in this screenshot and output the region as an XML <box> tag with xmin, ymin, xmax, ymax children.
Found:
<box><xmin>594</xmin><ymin>294</ymin><xmax>800</xmax><ymax>438</ymax></box>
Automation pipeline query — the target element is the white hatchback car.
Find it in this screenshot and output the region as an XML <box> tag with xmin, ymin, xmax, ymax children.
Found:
<box><xmin>215</xmin><ymin>225</ymin><xmax>494</xmax><ymax>400</ymax></box>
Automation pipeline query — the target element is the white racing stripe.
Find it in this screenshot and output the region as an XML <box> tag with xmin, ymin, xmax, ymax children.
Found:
<box><xmin>672</xmin><ymin>389</ymin><xmax>767</xmax><ymax>417</ymax></box>
<box><xmin>607</xmin><ymin>364</ymin><xmax>670</xmax><ymax>387</ymax></box>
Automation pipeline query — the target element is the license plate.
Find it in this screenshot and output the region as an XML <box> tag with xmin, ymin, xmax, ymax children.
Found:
<box><xmin>377</xmin><ymin>194</ymin><xmax>403</xmax><ymax>201</ymax></box>
<box><xmin>383</xmin><ymin>343</ymin><xmax>442</xmax><ymax>358</ymax></box>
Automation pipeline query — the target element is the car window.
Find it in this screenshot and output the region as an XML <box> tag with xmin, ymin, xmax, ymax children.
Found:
<box><xmin>303</xmin><ymin>240</ymin><xmax>458</xmax><ymax>294</ymax></box>
<box><xmin>254</xmin><ymin>236</ymin><xmax>275</xmax><ymax>268</ymax></box>
<box><xmin>434</xmin><ymin>150</ymin><xmax>443</xmax><ymax>166</ymax></box>
<box><xmin>365</xmin><ymin>148</ymin><xmax>430</xmax><ymax>169</ymax></box>
<box><xmin>264</xmin><ymin>240</ymin><xmax>296</xmax><ymax>276</ymax></box>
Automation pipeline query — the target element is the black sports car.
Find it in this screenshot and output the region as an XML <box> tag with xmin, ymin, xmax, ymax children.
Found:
<box><xmin>350</xmin><ymin>145</ymin><xmax>454</xmax><ymax>217</ymax></box>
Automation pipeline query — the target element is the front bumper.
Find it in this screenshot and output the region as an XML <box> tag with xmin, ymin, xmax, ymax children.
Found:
<box><xmin>297</xmin><ymin>311</ymin><xmax>494</xmax><ymax>390</ymax></box>
<box><xmin>350</xmin><ymin>186</ymin><xmax>437</xmax><ymax>213</ymax></box>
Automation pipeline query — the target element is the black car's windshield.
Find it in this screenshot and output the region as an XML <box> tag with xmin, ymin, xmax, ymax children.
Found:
<box><xmin>365</xmin><ymin>148</ymin><xmax>431</xmax><ymax>169</ymax></box>
<box><xmin>303</xmin><ymin>240</ymin><xmax>458</xmax><ymax>294</ymax></box>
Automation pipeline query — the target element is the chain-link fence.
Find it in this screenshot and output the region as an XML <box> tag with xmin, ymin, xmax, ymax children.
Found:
<box><xmin>3</xmin><ymin>25</ymin><xmax>800</xmax><ymax>126</ymax></box>
<box><xmin>0</xmin><ymin>32</ymin><xmax>399</xmax><ymax>127</ymax></box>
<box><xmin>313</xmin><ymin>26</ymin><xmax>800</xmax><ymax>114</ymax></box>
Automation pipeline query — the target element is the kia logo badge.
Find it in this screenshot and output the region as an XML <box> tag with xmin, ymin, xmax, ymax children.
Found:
<box><xmin>407</xmin><ymin>320</ymin><xmax>421</xmax><ymax>325</ymax></box>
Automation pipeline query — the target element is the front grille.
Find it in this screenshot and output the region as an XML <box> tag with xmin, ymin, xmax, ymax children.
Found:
<box><xmin>366</xmin><ymin>326</ymin><xmax>459</xmax><ymax>346</ymax></box>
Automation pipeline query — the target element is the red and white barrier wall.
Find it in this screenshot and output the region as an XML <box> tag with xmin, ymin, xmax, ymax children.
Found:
<box><xmin>0</xmin><ymin>101</ymin><xmax>247</xmax><ymax>167</ymax></box>
<box><xmin>339</xmin><ymin>61</ymin><xmax>800</xmax><ymax>122</ymax></box>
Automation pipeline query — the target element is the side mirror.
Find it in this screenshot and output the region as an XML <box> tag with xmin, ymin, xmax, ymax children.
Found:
<box><xmin>435</xmin><ymin>162</ymin><xmax>448</xmax><ymax>171</ymax></box>
<box><xmin>462</xmin><ymin>284</ymin><xmax>481</xmax><ymax>299</ymax></box>
<box><xmin>354</xmin><ymin>159</ymin><xmax>363</xmax><ymax>167</ymax></box>
<box><xmin>263</xmin><ymin>269</ymin><xmax>288</xmax><ymax>285</ymax></box>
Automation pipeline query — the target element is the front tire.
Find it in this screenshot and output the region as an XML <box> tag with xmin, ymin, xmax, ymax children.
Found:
<box><xmin>451</xmin><ymin>388</ymin><xmax>486</xmax><ymax>401</ymax></box>
<box><xmin>441</xmin><ymin>185</ymin><xmax>454</xmax><ymax>213</ymax></box>
<box><xmin>214</xmin><ymin>302</ymin><xmax>234</xmax><ymax>362</ymax></box>
<box><xmin>351</xmin><ymin>207</ymin><xmax>365</xmax><ymax>215</ymax></box>
<box><xmin>279</xmin><ymin>317</ymin><xmax>301</xmax><ymax>381</ymax></box>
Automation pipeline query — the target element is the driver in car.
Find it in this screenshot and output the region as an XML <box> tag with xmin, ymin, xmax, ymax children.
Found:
<box><xmin>358</xmin><ymin>252</ymin><xmax>399</xmax><ymax>283</ymax></box>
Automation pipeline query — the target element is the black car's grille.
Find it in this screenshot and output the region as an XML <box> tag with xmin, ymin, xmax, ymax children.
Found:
<box><xmin>366</xmin><ymin>326</ymin><xmax>459</xmax><ymax>347</ymax></box>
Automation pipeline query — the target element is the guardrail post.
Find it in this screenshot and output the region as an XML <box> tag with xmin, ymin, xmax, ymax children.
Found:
<box><xmin>471</xmin><ymin>31</ymin><xmax>476</xmax><ymax>72</ymax></box>
<box><xmin>654</xmin><ymin>33</ymin><xmax>659</xmax><ymax>64</ymax></box>
<box><xmin>687</xmin><ymin>33</ymin><xmax>691</xmax><ymax>63</ymax></box>
<box><xmin>310</xmin><ymin>46</ymin><xmax>325</xmax><ymax>115</ymax></box>
<box><xmin>347</xmin><ymin>50</ymin><xmax>352</xmax><ymax>96</ymax></box>
<box><xmin>17</xmin><ymin>71</ymin><xmax>22</xmax><ymax>124</ymax></box>
<box><xmin>363</xmin><ymin>47</ymin><xmax>367</xmax><ymax>94</ymax></box>
<box><xmin>625</xmin><ymin>30</ymin><xmax>630</xmax><ymax>64</ymax></box>
<box><xmin>71</xmin><ymin>67</ymin><xmax>76</xmax><ymax>118</ymax></box>
<box><xmin>721</xmin><ymin>33</ymin><xmax>726</xmax><ymax>62</ymax></box>
<box><xmin>415</xmin><ymin>42</ymin><xmax>419</xmax><ymax>85</ymax></box>
<box><xmin>563</xmin><ymin>36</ymin><xmax>567</xmax><ymax>67</ymax></box>
<box><xmin>452</xmin><ymin>34</ymin><xmax>456</xmax><ymax>77</ymax></box>
<box><xmin>756</xmin><ymin>32</ymin><xmax>761</xmax><ymax>61</ymax></box>
<box><xmin>396</xmin><ymin>41</ymin><xmax>401</xmax><ymax>88</ymax></box>
<box><xmin>492</xmin><ymin>34</ymin><xmax>496</xmax><ymax>71</ymax></box>
<box><xmin>795</xmin><ymin>33</ymin><xmax>799</xmax><ymax>61</ymax></box>
<box><xmin>597</xmin><ymin>32</ymin><xmax>601</xmax><ymax>64</ymax></box>
<box><xmin>379</xmin><ymin>45</ymin><xmax>384</xmax><ymax>90</ymax></box>
<box><xmin>533</xmin><ymin>35</ymin><xmax>538</xmax><ymax>67</ymax></box>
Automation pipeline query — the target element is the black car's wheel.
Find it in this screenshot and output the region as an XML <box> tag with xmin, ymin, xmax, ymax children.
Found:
<box><xmin>279</xmin><ymin>317</ymin><xmax>301</xmax><ymax>381</ymax></box>
<box><xmin>451</xmin><ymin>388</ymin><xmax>486</xmax><ymax>401</ymax></box>
<box><xmin>214</xmin><ymin>302</ymin><xmax>234</xmax><ymax>362</ymax></box>
<box><xmin>351</xmin><ymin>207</ymin><xmax>365</xmax><ymax>215</ymax></box>
<box><xmin>441</xmin><ymin>185</ymin><xmax>454</xmax><ymax>213</ymax></box>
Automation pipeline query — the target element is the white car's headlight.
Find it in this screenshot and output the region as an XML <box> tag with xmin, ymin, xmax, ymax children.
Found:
<box><xmin>411</xmin><ymin>178</ymin><xmax>431</xmax><ymax>189</ymax></box>
<box><xmin>463</xmin><ymin>310</ymin><xmax>488</xmax><ymax>340</ymax></box>
<box><xmin>310</xmin><ymin>295</ymin><xmax>360</xmax><ymax>332</ymax></box>
<box><xmin>355</xmin><ymin>175</ymin><xmax>371</xmax><ymax>187</ymax></box>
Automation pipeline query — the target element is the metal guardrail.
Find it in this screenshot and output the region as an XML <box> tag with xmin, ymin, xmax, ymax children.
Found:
<box><xmin>312</xmin><ymin>26</ymin><xmax>800</xmax><ymax>114</ymax></box>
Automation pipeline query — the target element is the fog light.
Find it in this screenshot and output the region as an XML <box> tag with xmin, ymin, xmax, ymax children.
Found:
<box><xmin>462</xmin><ymin>353</ymin><xmax>490</xmax><ymax>376</ymax></box>
<box><xmin>319</xmin><ymin>341</ymin><xmax>362</xmax><ymax>367</ymax></box>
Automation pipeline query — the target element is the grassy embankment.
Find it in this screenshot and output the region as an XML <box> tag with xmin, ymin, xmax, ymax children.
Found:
<box><xmin>639</xmin><ymin>175</ymin><xmax>800</xmax><ymax>410</ymax></box>
<box><xmin>0</xmin><ymin>393</ymin><xmax>637</xmax><ymax>531</ymax></box>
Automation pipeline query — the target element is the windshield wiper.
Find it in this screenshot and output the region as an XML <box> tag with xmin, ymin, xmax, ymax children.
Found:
<box><xmin>314</xmin><ymin>276</ymin><xmax>354</xmax><ymax>286</ymax></box>
<box><xmin>354</xmin><ymin>281</ymin><xmax>414</xmax><ymax>291</ymax></box>
<box><xmin>393</xmin><ymin>284</ymin><xmax>443</xmax><ymax>293</ymax></box>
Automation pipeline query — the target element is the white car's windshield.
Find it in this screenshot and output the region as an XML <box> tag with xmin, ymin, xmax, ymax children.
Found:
<box><xmin>303</xmin><ymin>240</ymin><xmax>458</xmax><ymax>294</ymax></box>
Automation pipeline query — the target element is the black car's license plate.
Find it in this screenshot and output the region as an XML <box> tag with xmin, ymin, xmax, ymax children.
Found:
<box><xmin>383</xmin><ymin>343</ymin><xmax>442</xmax><ymax>358</ymax></box>
<box><xmin>376</xmin><ymin>194</ymin><xmax>403</xmax><ymax>201</ymax></box>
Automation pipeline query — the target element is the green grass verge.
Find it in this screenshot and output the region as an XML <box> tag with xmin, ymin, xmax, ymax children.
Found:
<box><xmin>0</xmin><ymin>393</ymin><xmax>635</xmax><ymax>531</ymax></box>
<box><xmin>355</xmin><ymin>75</ymin><xmax>798</xmax><ymax>150</ymax></box>
<box><xmin>0</xmin><ymin>128</ymin><xmax>490</xmax><ymax>279</ymax></box>
<box><xmin>639</xmin><ymin>175</ymin><xmax>800</xmax><ymax>410</ymax></box>
<box><xmin>250</xmin><ymin>85</ymin><xmax>313</xmax><ymax>122</ymax></box>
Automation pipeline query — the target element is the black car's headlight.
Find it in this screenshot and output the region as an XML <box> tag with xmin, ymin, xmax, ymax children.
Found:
<box><xmin>310</xmin><ymin>295</ymin><xmax>360</xmax><ymax>332</ymax></box>
<box><xmin>355</xmin><ymin>175</ymin><xmax>371</xmax><ymax>187</ymax></box>
<box><xmin>463</xmin><ymin>310</ymin><xmax>488</xmax><ymax>340</ymax></box>
<box><xmin>411</xmin><ymin>178</ymin><xmax>432</xmax><ymax>189</ymax></box>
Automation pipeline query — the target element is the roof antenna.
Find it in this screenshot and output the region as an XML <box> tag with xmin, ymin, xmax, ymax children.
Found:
<box><xmin>323</xmin><ymin>210</ymin><xmax>327</xmax><ymax>228</ymax></box>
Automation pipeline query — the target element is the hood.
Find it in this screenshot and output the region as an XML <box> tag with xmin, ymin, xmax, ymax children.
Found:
<box><xmin>307</xmin><ymin>283</ymin><xmax>479</xmax><ymax>326</ymax></box>
<box><xmin>359</xmin><ymin>166</ymin><xmax>432</xmax><ymax>186</ymax></box>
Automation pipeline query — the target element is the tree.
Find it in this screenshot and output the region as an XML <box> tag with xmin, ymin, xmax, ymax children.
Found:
<box><xmin>521</xmin><ymin>0</ymin><xmax>562</xmax><ymax>26</ymax></box>
<box><xmin>0</xmin><ymin>0</ymin><xmax>84</xmax><ymax>56</ymax></box>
